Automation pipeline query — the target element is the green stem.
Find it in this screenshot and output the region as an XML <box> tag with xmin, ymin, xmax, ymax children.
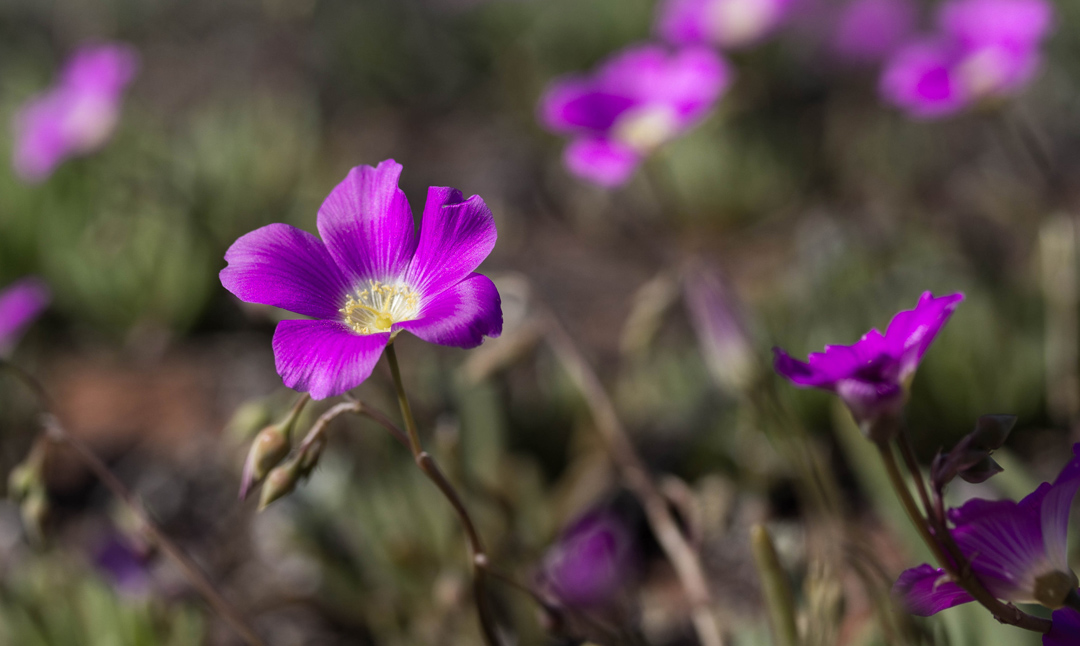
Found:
<box><xmin>750</xmin><ymin>524</ymin><xmax>800</xmax><ymax>646</ymax></box>
<box><xmin>383</xmin><ymin>342</ymin><xmax>501</xmax><ymax>646</ymax></box>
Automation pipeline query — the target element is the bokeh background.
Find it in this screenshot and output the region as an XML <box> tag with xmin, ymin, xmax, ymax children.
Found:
<box><xmin>2</xmin><ymin>0</ymin><xmax>1080</xmax><ymax>644</ymax></box>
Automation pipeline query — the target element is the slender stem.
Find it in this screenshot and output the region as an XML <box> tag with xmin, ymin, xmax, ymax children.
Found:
<box><xmin>383</xmin><ymin>342</ymin><xmax>501</xmax><ymax>646</ymax></box>
<box><xmin>2</xmin><ymin>361</ymin><xmax>266</xmax><ymax>646</ymax></box>
<box><xmin>896</xmin><ymin>431</ymin><xmax>934</xmax><ymax>520</ymax></box>
<box><xmin>41</xmin><ymin>415</ymin><xmax>267</xmax><ymax>646</ymax></box>
<box><xmin>750</xmin><ymin>524</ymin><xmax>799</xmax><ymax>646</ymax></box>
<box><xmin>877</xmin><ymin>443</ymin><xmax>951</xmax><ymax>570</ymax></box>
<box><xmin>543</xmin><ymin>316</ymin><xmax>724</xmax><ymax>646</ymax></box>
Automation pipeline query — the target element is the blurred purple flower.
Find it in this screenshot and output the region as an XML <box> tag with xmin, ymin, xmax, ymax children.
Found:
<box><xmin>895</xmin><ymin>444</ymin><xmax>1080</xmax><ymax>614</ymax></box>
<box><xmin>832</xmin><ymin>0</ymin><xmax>917</xmax><ymax>64</ymax></box>
<box><xmin>880</xmin><ymin>0</ymin><xmax>1052</xmax><ymax>119</ymax></box>
<box><xmin>0</xmin><ymin>277</ymin><xmax>50</xmax><ymax>356</ymax></box>
<box><xmin>220</xmin><ymin>159</ymin><xmax>502</xmax><ymax>400</ymax></box>
<box><xmin>1046</xmin><ymin>608</ymin><xmax>1080</xmax><ymax>646</ymax></box>
<box><xmin>684</xmin><ymin>263</ymin><xmax>757</xmax><ymax>394</ymax></box>
<box><xmin>12</xmin><ymin>43</ymin><xmax>139</xmax><ymax>182</ymax></box>
<box><xmin>657</xmin><ymin>0</ymin><xmax>795</xmax><ymax>49</ymax></box>
<box><xmin>539</xmin><ymin>44</ymin><xmax>732</xmax><ymax>187</ymax></box>
<box><xmin>539</xmin><ymin>510</ymin><xmax>638</xmax><ymax>607</ymax></box>
<box><xmin>94</xmin><ymin>536</ymin><xmax>152</xmax><ymax>597</ymax></box>
<box><xmin>773</xmin><ymin>291</ymin><xmax>963</xmax><ymax>441</ymax></box>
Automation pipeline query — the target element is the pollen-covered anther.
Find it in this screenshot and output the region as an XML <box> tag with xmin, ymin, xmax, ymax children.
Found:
<box><xmin>340</xmin><ymin>280</ymin><xmax>420</xmax><ymax>335</ymax></box>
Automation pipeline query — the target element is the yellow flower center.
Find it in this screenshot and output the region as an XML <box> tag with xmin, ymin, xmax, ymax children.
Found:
<box><xmin>612</xmin><ymin>105</ymin><xmax>680</xmax><ymax>153</ymax></box>
<box><xmin>340</xmin><ymin>280</ymin><xmax>420</xmax><ymax>335</ymax></box>
<box><xmin>709</xmin><ymin>0</ymin><xmax>776</xmax><ymax>47</ymax></box>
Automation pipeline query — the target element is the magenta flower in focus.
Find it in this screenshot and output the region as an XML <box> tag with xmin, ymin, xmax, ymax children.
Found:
<box><xmin>12</xmin><ymin>43</ymin><xmax>139</xmax><ymax>182</ymax></box>
<box><xmin>539</xmin><ymin>44</ymin><xmax>732</xmax><ymax>187</ymax></box>
<box><xmin>657</xmin><ymin>0</ymin><xmax>795</xmax><ymax>49</ymax></box>
<box><xmin>832</xmin><ymin>0</ymin><xmax>917</xmax><ymax>64</ymax></box>
<box><xmin>894</xmin><ymin>444</ymin><xmax>1080</xmax><ymax>616</ymax></box>
<box><xmin>1046</xmin><ymin>608</ymin><xmax>1080</xmax><ymax>646</ymax></box>
<box><xmin>539</xmin><ymin>510</ymin><xmax>639</xmax><ymax>607</ymax></box>
<box><xmin>773</xmin><ymin>292</ymin><xmax>963</xmax><ymax>441</ymax></box>
<box><xmin>220</xmin><ymin>159</ymin><xmax>502</xmax><ymax>400</ymax></box>
<box><xmin>880</xmin><ymin>0</ymin><xmax>1052</xmax><ymax>119</ymax></box>
<box><xmin>0</xmin><ymin>277</ymin><xmax>50</xmax><ymax>356</ymax></box>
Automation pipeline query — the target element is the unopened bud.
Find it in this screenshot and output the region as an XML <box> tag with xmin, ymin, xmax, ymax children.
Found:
<box><xmin>239</xmin><ymin>425</ymin><xmax>291</xmax><ymax>501</ymax></box>
<box><xmin>8</xmin><ymin>462</ymin><xmax>40</xmax><ymax>501</ymax></box>
<box><xmin>1035</xmin><ymin>570</ymin><xmax>1079</xmax><ymax>609</ymax></box>
<box><xmin>21</xmin><ymin>488</ymin><xmax>49</xmax><ymax>540</ymax></box>
<box><xmin>259</xmin><ymin>459</ymin><xmax>302</xmax><ymax>510</ymax></box>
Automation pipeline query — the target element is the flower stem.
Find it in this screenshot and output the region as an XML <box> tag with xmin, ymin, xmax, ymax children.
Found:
<box><xmin>383</xmin><ymin>342</ymin><xmax>502</xmax><ymax>646</ymax></box>
<box><xmin>750</xmin><ymin>524</ymin><xmax>799</xmax><ymax>646</ymax></box>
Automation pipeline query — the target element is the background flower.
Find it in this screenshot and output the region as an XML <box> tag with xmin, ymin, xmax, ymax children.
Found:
<box><xmin>657</xmin><ymin>0</ymin><xmax>795</xmax><ymax>49</ymax></box>
<box><xmin>0</xmin><ymin>277</ymin><xmax>50</xmax><ymax>356</ymax></box>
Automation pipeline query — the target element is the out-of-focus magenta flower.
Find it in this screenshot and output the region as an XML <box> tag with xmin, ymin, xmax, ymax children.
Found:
<box><xmin>895</xmin><ymin>444</ymin><xmax>1080</xmax><ymax>615</ymax></box>
<box><xmin>880</xmin><ymin>0</ymin><xmax>1052</xmax><ymax>119</ymax></box>
<box><xmin>12</xmin><ymin>43</ymin><xmax>139</xmax><ymax>182</ymax></box>
<box><xmin>539</xmin><ymin>44</ymin><xmax>732</xmax><ymax>187</ymax></box>
<box><xmin>773</xmin><ymin>292</ymin><xmax>963</xmax><ymax>441</ymax></box>
<box><xmin>657</xmin><ymin>0</ymin><xmax>795</xmax><ymax>49</ymax></box>
<box><xmin>93</xmin><ymin>535</ymin><xmax>152</xmax><ymax>597</ymax></box>
<box><xmin>220</xmin><ymin>159</ymin><xmax>502</xmax><ymax>400</ymax></box>
<box><xmin>0</xmin><ymin>277</ymin><xmax>50</xmax><ymax>356</ymax></box>
<box><xmin>1046</xmin><ymin>608</ymin><xmax>1080</xmax><ymax>646</ymax></box>
<box><xmin>539</xmin><ymin>510</ymin><xmax>639</xmax><ymax>607</ymax></box>
<box><xmin>832</xmin><ymin>0</ymin><xmax>917</xmax><ymax>64</ymax></box>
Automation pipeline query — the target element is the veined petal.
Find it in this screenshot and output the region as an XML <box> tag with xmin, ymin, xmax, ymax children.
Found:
<box><xmin>0</xmin><ymin>277</ymin><xmax>51</xmax><ymax>354</ymax></box>
<box><xmin>1040</xmin><ymin>444</ymin><xmax>1080</xmax><ymax>573</ymax></box>
<box><xmin>273</xmin><ymin>320</ymin><xmax>390</xmax><ymax>400</ymax></box>
<box><xmin>221</xmin><ymin>223</ymin><xmax>350</xmax><ymax>320</ymax></box>
<box><xmin>405</xmin><ymin>188</ymin><xmax>497</xmax><ymax>297</ymax></box>
<box><xmin>893</xmin><ymin>564</ymin><xmax>974</xmax><ymax>616</ymax></box>
<box><xmin>395</xmin><ymin>273</ymin><xmax>501</xmax><ymax>349</ymax></box>
<box><xmin>317</xmin><ymin>160</ymin><xmax>418</xmax><ymax>285</ymax></box>
<box><xmin>1045</xmin><ymin>607</ymin><xmax>1080</xmax><ymax>646</ymax></box>
<box><xmin>564</xmin><ymin>137</ymin><xmax>641</xmax><ymax>187</ymax></box>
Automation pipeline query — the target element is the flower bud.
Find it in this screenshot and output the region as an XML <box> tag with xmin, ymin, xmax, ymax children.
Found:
<box><xmin>259</xmin><ymin>459</ymin><xmax>302</xmax><ymax>510</ymax></box>
<box><xmin>239</xmin><ymin>425</ymin><xmax>290</xmax><ymax>500</ymax></box>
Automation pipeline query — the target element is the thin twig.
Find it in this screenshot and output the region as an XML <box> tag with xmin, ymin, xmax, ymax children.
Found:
<box><xmin>541</xmin><ymin>314</ymin><xmax>724</xmax><ymax>646</ymax></box>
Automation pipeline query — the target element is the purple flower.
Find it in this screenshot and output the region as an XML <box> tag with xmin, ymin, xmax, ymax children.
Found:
<box><xmin>539</xmin><ymin>510</ymin><xmax>639</xmax><ymax>607</ymax></box>
<box><xmin>657</xmin><ymin>0</ymin><xmax>795</xmax><ymax>49</ymax></box>
<box><xmin>1046</xmin><ymin>608</ymin><xmax>1080</xmax><ymax>646</ymax></box>
<box><xmin>832</xmin><ymin>0</ymin><xmax>917</xmax><ymax>64</ymax></box>
<box><xmin>895</xmin><ymin>444</ymin><xmax>1080</xmax><ymax>614</ymax></box>
<box><xmin>93</xmin><ymin>535</ymin><xmax>152</xmax><ymax>597</ymax></box>
<box><xmin>773</xmin><ymin>292</ymin><xmax>963</xmax><ymax>441</ymax></box>
<box><xmin>0</xmin><ymin>277</ymin><xmax>50</xmax><ymax>356</ymax></box>
<box><xmin>12</xmin><ymin>43</ymin><xmax>139</xmax><ymax>183</ymax></box>
<box><xmin>539</xmin><ymin>44</ymin><xmax>732</xmax><ymax>187</ymax></box>
<box><xmin>880</xmin><ymin>0</ymin><xmax>1052</xmax><ymax>119</ymax></box>
<box><xmin>220</xmin><ymin>159</ymin><xmax>502</xmax><ymax>400</ymax></box>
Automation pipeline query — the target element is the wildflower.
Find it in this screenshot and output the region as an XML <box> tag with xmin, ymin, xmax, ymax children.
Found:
<box><xmin>220</xmin><ymin>159</ymin><xmax>502</xmax><ymax>400</ymax></box>
<box><xmin>894</xmin><ymin>444</ymin><xmax>1080</xmax><ymax>614</ymax></box>
<box><xmin>656</xmin><ymin>0</ymin><xmax>794</xmax><ymax>50</ymax></box>
<box><xmin>832</xmin><ymin>0</ymin><xmax>917</xmax><ymax>64</ymax></box>
<box><xmin>539</xmin><ymin>509</ymin><xmax>639</xmax><ymax>607</ymax></box>
<box><xmin>0</xmin><ymin>277</ymin><xmax>50</xmax><ymax>356</ymax></box>
<box><xmin>1046</xmin><ymin>608</ymin><xmax>1080</xmax><ymax>646</ymax></box>
<box><xmin>880</xmin><ymin>0</ymin><xmax>1052</xmax><ymax>119</ymax></box>
<box><xmin>773</xmin><ymin>292</ymin><xmax>963</xmax><ymax>442</ymax></box>
<box><xmin>12</xmin><ymin>43</ymin><xmax>139</xmax><ymax>182</ymax></box>
<box><xmin>539</xmin><ymin>44</ymin><xmax>732</xmax><ymax>187</ymax></box>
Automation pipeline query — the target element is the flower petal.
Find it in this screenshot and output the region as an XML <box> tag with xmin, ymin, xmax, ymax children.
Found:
<box><xmin>221</xmin><ymin>223</ymin><xmax>350</xmax><ymax>319</ymax></box>
<box><xmin>273</xmin><ymin>319</ymin><xmax>390</xmax><ymax>400</ymax></box>
<box><xmin>405</xmin><ymin>188</ymin><xmax>497</xmax><ymax>297</ymax></box>
<box><xmin>316</xmin><ymin>160</ymin><xmax>418</xmax><ymax>285</ymax></box>
<box><xmin>539</xmin><ymin>79</ymin><xmax>636</xmax><ymax>134</ymax></box>
<box><xmin>563</xmin><ymin>137</ymin><xmax>641</xmax><ymax>187</ymax></box>
<box><xmin>1045</xmin><ymin>607</ymin><xmax>1080</xmax><ymax>646</ymax></box>
<box><xmin>772</xmin><ymin>347</ymin><xmax>838</xmax><ymax>388</ymax></box>
<box><xmin>893</xmin><ymin>564</ymin><xmax>974</xmax><ymax>616</ymax></box>
<box><xmin>1041</xmin><ymin>444</ymin><xmax>1080</xmax><ymax>573</ymax></box>
<box><xmin>395</xmin><ymin>273</ymin><xmax>502</xmax><ymax>349</ymax></box>
<box><xmin>0</xmin><ymin>277</ymin><xmax>51</xmax><ymax>354</ymax></box>
<box><xmin>656</xmin><ymin>0</ymin><xmax>716</xmax><ymax>46</ymax></box>
<box><xmin>880</xmin><ymin>41</ymin><xmax>971</xmax><ymax>119</ymax></box>
<box><xmin>884</xmin><ymin>291</ymin><xmax>964</xmax><ymax>379</ymax></box>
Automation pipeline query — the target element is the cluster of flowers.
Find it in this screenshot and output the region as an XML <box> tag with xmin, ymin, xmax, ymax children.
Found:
<box><xmin>775</xmin><ymin>293</ymin><xmax>1080</xmax><ymax>643</ymax></box>
<box><xmin>538</xmin><ymin>0</ymin><xmax>1054</xmax><ymax>187</ymax></box>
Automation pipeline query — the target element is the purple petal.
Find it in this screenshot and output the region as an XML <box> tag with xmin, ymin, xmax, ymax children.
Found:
<box><xmin>395</xmin><ymin>273</ymin><xmax>502</xmax><ymax>349</ymax></box>
<box><xmin>833</xmin><ymin>0</ymin><xmax>918</xmax><ymax>64</ymax></box>
<box><xmin>595</xmin><ymin>44</ymin><xmax>732</xmax><ymax>118</ymax></box>
<box><xmin>563</xmin><ymin>137</ymin><xmax>641</xmax><ymax>187</ymax></box>
<box><xmin>949</xmin><ymin>490</ymin><xmax>1049</xmax><ymax>601</ymax></box>
<box><xmin>1041</xmin><ymin>444</ymin><xmax>1080</xmax><ymax>574</ymax></box>
<box><xmin>405</xmin><ymin>188</ymin><xmax>497</xmax><ymax>297</ymax></box>
<box><xmin>1045</xmin><ymin>608</ymin><xmax>1080</xmax><ymax>646</ymax></box>
<box><xmin>316</xmin><ymin>160</ymin><xmax>418</xmax><ymax>285</ymax></box>
<box><xmin>538</xmin><ymin>79</ymin><xmax>637</xmax><ymax>134</ymax></box>
<box><xmin>883</xmin><ymin>291</ymin><xmax>964</xmax><ymax>379</ymax></box>
<box><xmin>62</xmin><ymin>43</ymin><xmax>140</xmax><ymax>94</ymax></box>
<box><xmin>773</xmin><ymin>347</ymin><xmax>838</xmax><ymax>388</ymax></box>
<box><xmin>220</xmin><ymin>223</ymin><xmax>350</xmax><ymax>320</ymax></box>
<box><xmin>939</xmin><ymin>0</ymin><xmax>1053</xmax><ymax>51</ymax></box>
<box><xmin>657</xmin><ymin>0</ymin><xmax>716</xmax><ymax>45</ymax></box>
<box><xmin>541</xmin><ymin>511</ymin><xmax>638</xmax><ymax>607</ymax></box>
<box><xmin>657</xmin><ymin>0</ymin><xmax>793</xmax><ymax>49</ymax></box>
<box><xmin>880</xmin><ymin>40</ymin><xmax>971</xmax><ymax>119</ymax></box>
<box><xmin>835</xmin><ymin>377</ymin><xmax>904</xmax><ymax>423</ymax></box>
<box><xmin>893</xmin><ymin>564</ymin><xmax>974</xmax><ymax>616</ymax></box>
<box><xmin>0</xmin><ymin>277</ymin><xmax>50</xmax><ymax>354</ymax></box>
<box><xmin>273</xmin><ymin>319</ymin><xmax>390</xmax><ymax>400</ymax></box>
